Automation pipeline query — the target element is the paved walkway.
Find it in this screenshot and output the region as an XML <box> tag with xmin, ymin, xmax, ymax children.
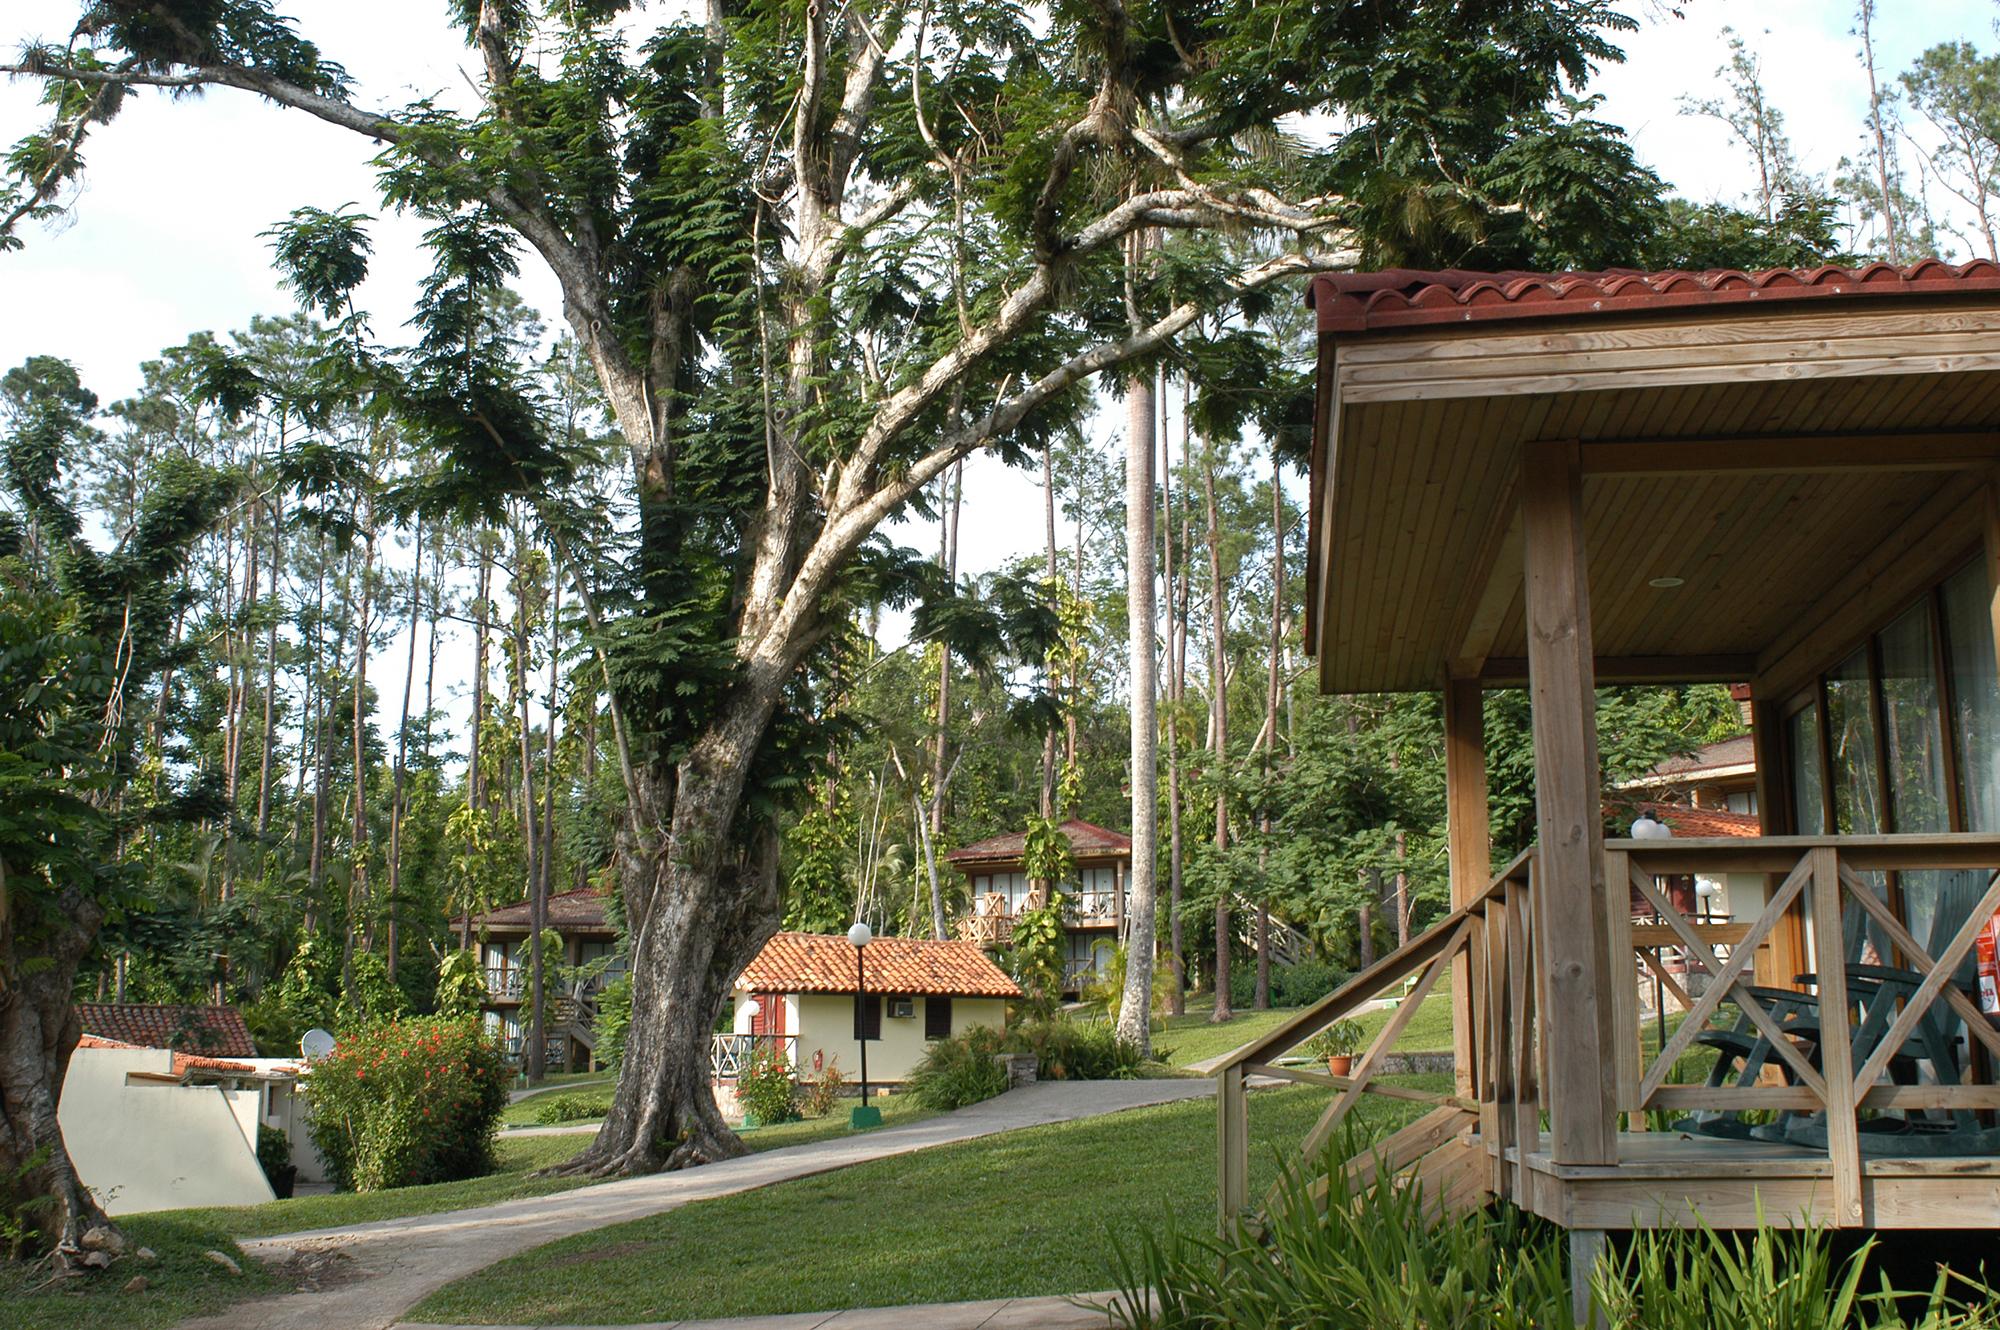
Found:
<box><xmin>186</xmin><ymin>1080</ymin><xmax>1208</xmax><ymax>1330</ymax></box>
<box><xmin>401</xmin><ymin>1292</ymin><xmax>1127</xmax><ymax>1330</ymax></box>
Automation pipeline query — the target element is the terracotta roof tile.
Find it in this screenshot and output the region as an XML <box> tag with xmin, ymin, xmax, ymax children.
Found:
<box><xmin>464</xmin><ymin>885</ymin><xmax>615</xmax><ymax>933</ymax></box>
<box><xmin>170</xmin><ymin>1052</ymin><xmax>256</xmax><ymax>1077</ymax></box>
<box><xmin>1309</xmin><ymin>260</ymin><xmax>2000</xmax><ymax>337</ymax></box>
<box><xmin>75</xmin><ymin>1003</ymin><xmax>257</xmax><ymax>1058</ymax></box>
<box><xmin>739</xmin><ymin>933</ymin><xmax>1022</xmax><ymax>998</ymax></box>
<box><xmin>944</xmin><ymin>818</ymin><xmax>1132</xmax><ymax>866</ymax></box>
<box><xmin>1612</xmin><ymin>801</ymin><xmax>1762</xmax><ymax>839</ymax></box>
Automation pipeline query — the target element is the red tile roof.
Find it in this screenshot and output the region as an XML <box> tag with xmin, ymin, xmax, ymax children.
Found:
<box><xmin>944</xmin><ymin>818</ymin><xmax>1132</xmax><ymax>866</ymax></box>
<box><xmin>739</xmin><ymin>933</ymin><xmax>1022</xmax><ymax>999</ymax></box>
<box><xmin>1614</xmin><ymin>802</ymin><xmax>1762</xmax><ymax>839</ymax></box>
<box><xmin>463</xmin><ymin>885</ymin><xmax>615</xmax><ymax>933</ymax></box>
<box><xmin>1309</xmin><ymin>260</ymin><xmax>2000</xmax><ymax>338</ymax></box>
<box><xmin>75</xmin><ymin>1003</ymin><xmax>257</xmax><ymax>1058</ymax></box>
<box><xmin>170</xmin><ymin>1052</ymin><xmax>256</xmax><ymax>1077</ymax></box>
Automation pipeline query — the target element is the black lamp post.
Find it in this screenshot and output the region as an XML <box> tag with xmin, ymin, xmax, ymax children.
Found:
<box><xmin>847</xmin><ymin>921</ymin><xmax>882</xmax><ymax>1127</ymax></box>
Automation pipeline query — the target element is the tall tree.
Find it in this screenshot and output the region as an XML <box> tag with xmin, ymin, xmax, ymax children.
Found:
<box><xmin>4</xmin><ymin>0</ymin><xmax>1660</xmax><ymax>1182</ymax></box>
<box><xmin>1115</xmin><ymin>230</ymin><xmax>1159</xmax><ymax>1052</ymax></box>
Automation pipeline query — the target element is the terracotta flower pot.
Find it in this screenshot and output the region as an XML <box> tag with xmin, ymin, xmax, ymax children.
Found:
<box><xmin>1326</xmin><ymin>1055</ymin><xmax>1354</xmax><ymax>1077</ymax></box>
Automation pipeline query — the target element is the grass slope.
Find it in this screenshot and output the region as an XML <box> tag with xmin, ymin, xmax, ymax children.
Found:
<box><xmin>411</xmin><ymin>1078</ymin><xmax>1450</xmax><ymax>1325</ymax></box>
<box><xmin>1156</xmin><ymin>987</ymin><xmax>1458</xmax><ymax>1069</ymax></box>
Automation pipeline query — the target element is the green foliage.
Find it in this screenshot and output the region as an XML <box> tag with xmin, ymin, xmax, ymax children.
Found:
<box><xmin>734</xmin><ymin>1044</ymin><xmax>801</xmax><ymax>1125</ymax></box>
<box><xmin>801</xmin><ymin>1058</ymin><xmax>847</xmax><ymax>1118</ymax></box>
<box><xmin>255</xmin><ymin>1124</ymin><xmax>293</xmax><ymax>1187</ymax></box>
<box><xmin>593</xmin><ymin>973</ymin><xmax>632</xmax><ymax>1068</ymax></box>
<box><xmin>1007</xmin><ymin>895</ymin><xmax>1068</xmax><ymax>1023</ymax></box>
<box><xmin>532</xmin><ymin>1092</ymin><xmax>611</xmax><ymax>1125</ymax></box>
<box><xmin>433</xmin><ymin>949</ymin><xmax>487</xmax><ymax>1020</ymax></box>
<box><xmin>1114</xmin><ymin>1150</ymin><xmax>2000</xmax><ymax>1330</ymax></box>
<box><xmin>303</xmin><ymin>1016</ymin><xmax>508</xmax><ymax>1192</ymax></box>
<box><xmin>1110</xmin><ymin>1149</ymin><xmax>1570</xmax><ymax>1330</ymax></box>
<box><xmin>1011</xmin><ymin>1018</ymin><xmax>1148</xmax><ymax>1081</ymax></box>
<box><xmin>337</xmin><ymin>950</ymin><xmax>408</xmax><ymax>1030</ymax></box>
<box><xmin>1020</xmin><ymin>815</ymin><xmax>1076</xmax><ymax>887</ymax></box>
<box><xmin>1305</xmin><ymin>1019</ymin><xmax>1366</xmax><ymax>1061</ymax></box>
<box><xmin>906</xmin><ymin>1026</ymin><xmax>1011</xmax><ymax>1111</ymax></box>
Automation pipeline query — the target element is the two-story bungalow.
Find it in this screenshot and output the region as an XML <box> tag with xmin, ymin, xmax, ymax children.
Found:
<box><xmin>944</xmin><ymin>818</ymin><xmax>1130</xmax><ymax>991</ymax></box>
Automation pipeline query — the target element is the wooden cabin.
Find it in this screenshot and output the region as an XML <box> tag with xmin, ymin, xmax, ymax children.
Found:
<box><xmin>1213</xmin><ymin>260</ymin><xmax>2000</xmax><ymax>1317</ymax></box>
<box><xmin>945</xmin><ymin>818</ymin><xmax>1131</xmax><ymax>992</ymax></box>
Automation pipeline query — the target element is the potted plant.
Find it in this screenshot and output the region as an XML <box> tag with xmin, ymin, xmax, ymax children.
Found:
<box><xmin>1306</xmin><ymin>1019</ymin><xmax>1366</xmax><ymax>1078</ymax></box>
<box><xmin>257</xmin><ymin>1123</ymin><xmax>298</xmax><ymax>1200</ymax></box>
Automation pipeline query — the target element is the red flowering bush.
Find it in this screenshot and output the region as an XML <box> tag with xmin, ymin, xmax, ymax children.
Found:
<box><xmin>303</xmin><ymin>1016</ymin><xmax>508</xmax><ymax>1191</ymax></box>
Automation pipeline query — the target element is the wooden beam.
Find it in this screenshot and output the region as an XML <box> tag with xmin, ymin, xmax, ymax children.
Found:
<box><xmin>1306</xmin><ymin>339</ymin><xmax>1340</xmax><ymax>658</ymax></box>
<box><xmin>1444</xmin><ymin>676</ymin><xmax>1490</xmax><ymax>1099</ymax></box>
<box><xmin>1481</xmin><ymin>654</ymin><xmax>1757</xmax><ymax>686</ymax></box>
<box><xmin>1985</xmin><ymin>470</ymin><xmax>2000</xmax><ymax>688</ymax></box>
<box><xmin>1755</xmin><ymin>474</ymin><xmax>1984</xmax><ymax>699</ymax></box>
<box><xmin>1809</xmin><ymin>847</ymin><xmax>1865</xmax><ymax>1227</ymax></box>
<box><xmin>1578</xmin><ymin>431</ymin><xmax>2000</xmax><ymax>477</ymax></box>
<box><xmin>1521</xmin><ymin>439</ymin><xmax>1619</xmax><ymax>1167</ymax></box>
<box><xmin>1446</xmin><ymin>481</ymin><xmax>1523</xmax><ymax>678</ymax></box>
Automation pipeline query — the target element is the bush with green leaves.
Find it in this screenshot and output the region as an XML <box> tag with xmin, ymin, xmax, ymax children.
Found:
<box><xmin>1229</xmin><ymin>958</ymin><xmax>1349</xmax><ymax>1011</ymax></box>
<box><xmin>303</xmin><ymin>1016</ymin><xmax>508</xmax><ymax>1192</ymax></box>
<box><xmin>255</xmin><ymin>1124</ymin><xmax>292</xmax><ymax>1188</ymax></box>
<box><xmin>1111</xmin><ymin>1146</ymin><xmax>2000</xmax><ymax>1330</ymax></box>
<box><xmin>593</xmin><ymin>973</ymin><xmax>632</xmax><ymax>1068</ymax></box>
<box><xmin>532</xmin><ymin>1092</ymin><xmax>612</xmax><ymax>1125</ymax></box>
<box><xmin>1014</xmin><ymin>1018</ymin><xmax>1147</xmax><ymax>1081</ymax></box>
<box><xmin>802</xmin><ymin>1058</ymin><xmax>847</xmax><ymax>1118</ymax></box>
<box><xmin>906</xmin><ymin>1026</ymin><xmax>1010</xmax><ymax>1111</ymax></box>
<box><xmin>734</xmin><ymin>1045</ymin><xmax>800</xmax><ymax>1124</ymax></box>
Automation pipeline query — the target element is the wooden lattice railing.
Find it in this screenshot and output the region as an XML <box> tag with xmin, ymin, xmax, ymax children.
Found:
<box><xmin>1611</xmin><ymin>834</ymin><xmax>2000</xmax><ymax>1226</ymax></box>
<box><xmin>1214</xmin><ymin>849</ymin><xmax>1538</xmax><ymax>1225</ymax></box>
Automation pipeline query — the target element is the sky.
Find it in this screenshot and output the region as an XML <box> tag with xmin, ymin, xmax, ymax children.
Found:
<box><xmin>1</xmin><ymin>0</ymin><xmax>1995</xmax><ymax>741</ymax></box>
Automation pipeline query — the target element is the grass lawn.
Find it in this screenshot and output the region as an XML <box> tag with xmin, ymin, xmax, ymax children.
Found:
<box><xmin>410</xmin><ymin>1077</ymin><xmax>1450</xmax><ymax>1325</ymax></box>
<box><xmin>501</xmin><ymin>1092</ymin><xmax>610</xmax><ymax>1128</ymax></box>
<box><xmin>4</xmin><ymin>1210</ymin><xmax>284</xmax><ymax>1330</ymax></box>
<box><xmin>1155</xmin><ymin>982</ymin><xmax>1460</xmax><ymax>1069</ymax></box>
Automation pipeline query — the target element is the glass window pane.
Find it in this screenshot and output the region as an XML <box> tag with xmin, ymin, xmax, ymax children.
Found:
<box><xmin>1880</xmin><ymin>602</ymin><xmax>1950</xmax><ymax>834</ymax></box>
<box><xmin>1943</xmin><ymin>560</ymin><xmax>2000</xmax><ymax>833</ymax></box>
<box><xmin>1788</xmin><ymin>701</ymin><xmax>1825</xmax><ymax>835</ymax></box>
<box><xmin>1825</xmin><ymin>649</ymin><xmax>1883</xmax><ymax>835</ymax></box>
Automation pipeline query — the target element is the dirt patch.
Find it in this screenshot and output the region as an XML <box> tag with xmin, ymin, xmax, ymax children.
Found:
<box><xmin>268</xmin><ymin>1242</ymin><xmax>365</xmax><ymax>1293</ymax></box>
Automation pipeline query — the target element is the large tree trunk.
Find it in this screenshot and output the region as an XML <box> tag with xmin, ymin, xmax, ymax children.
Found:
<box><xmin>514</xmin><ymin>529</ymin><xmax>546</xmax><ymax>1084</ymax></box>
<box><xmin>548</xmin><ymin>687</ymin><xmax>786</xmax><ymax>1177</ymax></box>
<box><xmin>1040</xmin><ymin>444</ymin><xmax>1058</xmax><ymax>818</ymax></box>
<box><xmin>1116</xmin><ymin>230</ymin><xmax>1159</xmax><ymax>1053</ymax></box>
<box><xmin>925</xmin><ymin>462</ymin><xmax>962</xmax><ymax>940</ymax></box>
<box><xmin>386</xmin><ymin>512</ymin><xmax>424</xmax><ymax>981</ymax></box>
<box><xmin>0</xmin><ymin>895</ymin><xmax>112</xmax><ymax>1262</ymax></box>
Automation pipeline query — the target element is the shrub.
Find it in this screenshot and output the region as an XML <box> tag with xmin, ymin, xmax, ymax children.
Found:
<box><xmin>532</xmin><ymin>1092</ymin><xmax>611</xmax><ymax>1125</ymax></box>
<box><xmin>803</xmin><ymin>1058</ymin><xmax>847</xmax><ymax>1118</ymax></box>
<box><xmin>907</xmin><ymin>1026</ymin><xmax>1010</xmax><ymax>1110</ymax></box>
<box><xmin>304</xmin><ymin>1015</ymin><xmax>508</xmax><ymax>1192</ymax></box>
<box><xmin>735</xmin><ymin>1045</ymin><xmax>800</xmax><ymax>1124</ymax></box>
<box><xmin>1229</xmin><ymin>958</ymin><xmax>1349</xmax><ymax>1011</ymax></box>
<box><xmin>1015</xmin><ymin>1018</ymin><xmax>1147</xmax><ymax>1081</ymax></box>
<box><xmin>594</xmin><ymin>973</ymin><xmax>632</xmax><ymax>1068</ymax></box>
<box><xmin>256</xmin><ymin>1124</ymin><xmax>292</xmax><ymax>1187</ymax></box>
<box><xmin>1111</xmin><ymin>1146</ymin><xmax>2000</xmax><ymax>1330</ymax></box>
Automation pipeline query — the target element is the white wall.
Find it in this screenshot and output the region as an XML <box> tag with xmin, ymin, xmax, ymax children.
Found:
<box><xmin>59</xmin><ymin>1048</ymin><xmax>276</xmax><ymax>1215</ymax></box>
<box><xmin>792</xmin><ymin>994</ymin><xmax>1008</xmax><ymax>1084</ymax></box>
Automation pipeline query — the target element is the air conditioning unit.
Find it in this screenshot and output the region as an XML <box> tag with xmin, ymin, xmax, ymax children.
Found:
<box><xmin>888</xmin><ymin>997</ymin><xmax>915</xmax><ymax>1019</ymax></box>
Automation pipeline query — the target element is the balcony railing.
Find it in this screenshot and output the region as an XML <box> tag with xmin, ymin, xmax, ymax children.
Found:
<box><xmin>485</xmin><ymin>966</ymin><xmax>524</xmax><ymax>1000</ymax></box>
<box><xmin>957</xmin><ymin>885</ymin><xmax>1120</xmax><ymax>946</ymax></box>
<box><xmin>710</xmin><ymin>1033</ymin><xmax>800</xmax><ymax>1082</ymax></box>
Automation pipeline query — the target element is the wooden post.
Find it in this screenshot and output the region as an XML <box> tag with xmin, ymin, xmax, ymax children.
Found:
<box><xmin>1520</xmin><ymin>440</ymin><xmax>1619</xmax><ymax>1167</ymax></box>
<box><xmin>1748</xmin><ymin>694</ymin><xmax>1805</xmax><ymax>989</ymax></box>
<box><xmin>1984</xmin><ymin>472</ymin><xmax>2000</xmax><ymax>682</ymax></box>
<box><xmin>1809</xmin><ymin>845</ymin><xmax>1865</xmax><ymax>1227</ymax></box>
<box><xmin>1444</xmin><ymin>675</ymin><xmax>1490</xmax><ymax>1100</ymax></box>
<box><xmin>1217</xmin><ymin>1064</ymin><xmax>1249</xmax><ymax>1227</ymax></box>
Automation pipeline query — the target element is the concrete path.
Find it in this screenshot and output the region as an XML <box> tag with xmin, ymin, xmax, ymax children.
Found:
<box><xmin>186</xmin><ymin>1080</ymin><xmax>1208</xmax><ymax>1330</ymax></box>
<box><xmin>498</xmin><ymin>1121</ymin><xmax>604</xmax><ymax>1137</ymax></box>
<box><xmin>402</xmin><ymin>1292</ymin><xmax>1128</xmax><ymax>1330</ymax></box>
<box><xmin>507</xmin><ymin>1076</ymin><xmax>615</xmax><ymax>1105</ymax></box>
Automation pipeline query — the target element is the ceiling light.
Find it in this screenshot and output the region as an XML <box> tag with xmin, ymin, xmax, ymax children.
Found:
<box><xmin>1648</xmin><ymin>576</ymin><xmax>1685</xmax><ymax>589</ymax></box>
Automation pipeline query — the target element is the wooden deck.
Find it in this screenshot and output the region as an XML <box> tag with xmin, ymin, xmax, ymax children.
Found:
<box><xmin>1508</xmin><ymin>1132</ymin><xmax>2000</xmax><ymax>1229</ymax></box>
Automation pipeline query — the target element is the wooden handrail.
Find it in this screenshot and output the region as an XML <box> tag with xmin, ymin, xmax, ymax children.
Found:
<box><xmin>1210</xmin><ymin>847</ymin><xmax>1533</xmax><ymax>1075</ymax></box>
<box><xmin>1612</xmin><ymin>831</ymin><xmax>2000</xmax><ymax>874</ymax></box>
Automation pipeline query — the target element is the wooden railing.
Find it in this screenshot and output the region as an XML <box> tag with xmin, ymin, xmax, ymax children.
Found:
<box><xmin>710</xmin><ymin>1033</ymin><xmax>800</xmax><ymax>1081</ymax></box>
<box><xmin>1214</xmin><ymin>849</ymin><xmax>1538</xmax><ymax>1225</ymax></box>
<box><xmin>1611</xmin><ymin>834</ymin><xmax>2000</xmax><ymax>1226</ymax></box>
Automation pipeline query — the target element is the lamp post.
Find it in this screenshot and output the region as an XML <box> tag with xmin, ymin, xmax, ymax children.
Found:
<box><xmin>1631</xmin><ymin>814</ymin><xmax>1674</xmax><ymax>1049</ymax></box>
<box><xmin>848</xmin><ymin>921</ymin><xmax>881</xmax><ymax>1128</ymax></box>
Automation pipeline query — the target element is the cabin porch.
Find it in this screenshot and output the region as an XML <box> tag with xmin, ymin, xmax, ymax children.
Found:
<box><xmin>1222</xmin><ymin>264</ymin><xmax>2000</xmax><ymax>1319</ymax></box>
